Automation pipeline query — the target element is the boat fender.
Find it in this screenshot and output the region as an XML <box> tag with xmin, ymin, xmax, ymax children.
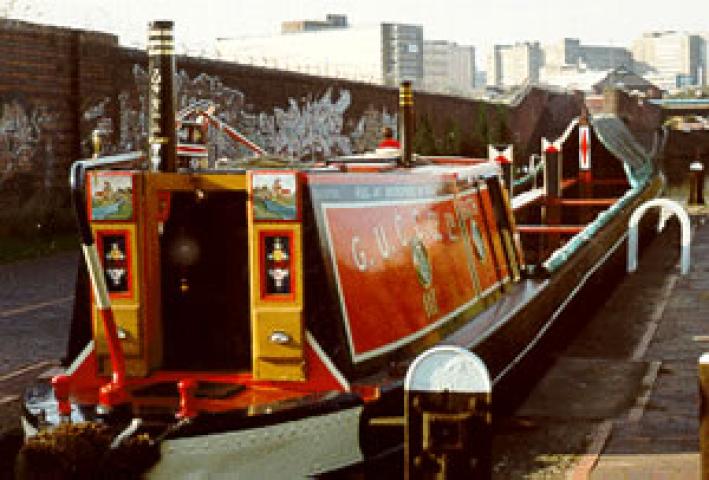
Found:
<box><xmin>14</xmin><ymin>417</ymin><xmax>197</xmax><ymax>479</ymax></box>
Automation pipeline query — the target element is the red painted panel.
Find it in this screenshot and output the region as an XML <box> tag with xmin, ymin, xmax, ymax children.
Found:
<box><xmin>479</xmin><ymin>187</ymin><xmax>511</xmax><ymax>282</ymax></box>
<box><xmin>322</xmin><ymin>195</ymin><xmax>479</xmax><ymax>361</ymax></box>
<box><xmin>455</xmin><ymin>189</ymin><xmax>504</xmax><ymax>294</ymax></box>
<box><xmin>95</xmin><ymin>229</ymin><xmax>133</xmax><ymax>299</ymax></box>
<box><xmin>258</xmin><ymin>230</ymin><xmax>296</xmax><ymax>301</ymax></box>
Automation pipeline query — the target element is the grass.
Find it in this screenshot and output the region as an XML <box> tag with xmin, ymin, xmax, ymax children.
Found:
<box><xmin>0</xmin><ymin>232</ymin><xmax>79</xmax><ymax>264</ymax></box>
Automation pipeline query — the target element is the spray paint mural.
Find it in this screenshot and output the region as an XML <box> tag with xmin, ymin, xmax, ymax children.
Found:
<box><xmin>0</xmin><ymin>97</ymin><xmax>56</xmax><ymax>192</ymax></box>
<box><xmin>82</xmin><ymin>67</ymin><xmax>395</xmax><ymax>161</ymax></box>
<box><xmin>256</xmin><ymin>89</ymin><xmax>352</xmax><ymax>159</ymax></box>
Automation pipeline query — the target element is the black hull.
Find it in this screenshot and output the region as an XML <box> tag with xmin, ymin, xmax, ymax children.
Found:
<box><xmin>354</xmin><ymin>176</ymin><xmax>662</xmax><ymax>468</ymax></box>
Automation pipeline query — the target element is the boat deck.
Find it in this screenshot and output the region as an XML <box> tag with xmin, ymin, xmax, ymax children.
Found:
<box><xmin>492</xmin><ymin>208</ymin><xmax>709</xmax><ymax>479</ymax></box>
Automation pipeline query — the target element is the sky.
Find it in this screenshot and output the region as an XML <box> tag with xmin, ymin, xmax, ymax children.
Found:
<box><xmin>6</xmin><ymin>0</ymin><xmax>709</xmax><ymax>66</ymax></box>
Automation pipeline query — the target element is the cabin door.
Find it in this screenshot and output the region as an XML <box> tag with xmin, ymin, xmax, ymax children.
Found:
<box><xmin>160</xmin><ymin>191</ymin><xmax>251</xmax><ymax>370</ymax></box>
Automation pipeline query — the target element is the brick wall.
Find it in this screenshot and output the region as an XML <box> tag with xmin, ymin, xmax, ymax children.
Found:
<box><xmin>0</xmin><ymin>19</ymin><xmax>585</xmax><ymax>236</ymax></box>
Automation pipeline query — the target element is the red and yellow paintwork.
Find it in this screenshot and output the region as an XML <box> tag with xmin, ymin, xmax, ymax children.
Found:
<box><xmin>58</xmin><ymin>159</ymin><xmax>522</xmax><ymax>415</ymax></box>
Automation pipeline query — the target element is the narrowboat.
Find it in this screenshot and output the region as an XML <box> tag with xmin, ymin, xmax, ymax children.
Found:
<box><xmin>17</xmin><ymin>22</ymin><xmax>663</xmax><ymax>479</ymax></box>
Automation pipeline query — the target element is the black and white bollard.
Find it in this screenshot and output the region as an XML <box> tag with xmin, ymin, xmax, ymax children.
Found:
<box><xmin>404</xmin><ymin>346</ymin><xmax>492</xmax><ymax>479</ymax></box>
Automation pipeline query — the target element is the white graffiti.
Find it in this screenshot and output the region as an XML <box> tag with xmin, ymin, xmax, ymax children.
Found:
<box><xmin>82</xmin><ymin>67</ymin><xmax>396</xmax><ymax>161</ymax></box>
<box><xmin>350</xmin><ymin>106</ymin><xmax>397</xmax><ymax>153</ymax></box>
<box><xmin>83</xmin><ymin>97</ymin><xmax>110</xmax><ymax>122</ymax></box>
<box><xmin>257</xmin><ymin>89</ymin><xmax>352</xmax><ymax>160</ymax></box>
<box><xmin>0</xmin><ymin>99</ymin><xmax>55</xmax><ymax>185</ymax></box>
<box><xmin>117</xmin><ymin>90</ymin><xmax>145</xmax><ymax>152</ymax></box>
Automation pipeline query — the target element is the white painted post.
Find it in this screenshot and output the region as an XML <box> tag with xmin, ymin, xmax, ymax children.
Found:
<box><xmin>404</xmin><ymin>347</ymin><xmax>492</xmax><ymax>479</ymax></box>
<box><xmin>628</xmin><ymin>198</ymin><xmax>691</xmax><ymax>275</ymax></box>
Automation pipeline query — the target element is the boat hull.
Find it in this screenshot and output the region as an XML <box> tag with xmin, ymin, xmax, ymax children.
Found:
<box><xmin>146</xmin><ymin>406</ymin><xmax>363</xmax><ymax>480</ymax></box>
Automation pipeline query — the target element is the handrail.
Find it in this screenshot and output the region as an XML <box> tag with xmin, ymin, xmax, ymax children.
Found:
<box><xmin>70</xmin><ymin>152</ymin><xmax>144</xmax><ymax>244</ymax></box>
<box><xmin>68</xmin><ymin>151</ymin><xmax>144</xmax><ymax>407</ymax></box>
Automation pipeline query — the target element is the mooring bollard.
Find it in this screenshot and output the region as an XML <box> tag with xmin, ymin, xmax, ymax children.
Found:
<box><xmin>404</xmin><ymin>346</ymin><xmax>492</xmax><ymax>480</ymax></box>
<box><xmin>628</xmin><ymin>198</ymin><xmax>691</xmax><ymax>275</ymax></box>
<box><xmin>689</xmin><ymin>161</ymin><xmax>705</xmax><ymax>206</ymax></box>
<box><xmin>699</xmin><ymin>353</ymin><xmax>709</xmax><ymax>480</ymax></box>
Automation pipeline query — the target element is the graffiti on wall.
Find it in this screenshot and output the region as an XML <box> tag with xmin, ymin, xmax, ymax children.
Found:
<box><xmin>257</xmin><ymin>89</ymin><xmax>352</xmax><ymax>159</ymax></box>
<box><xmin>82</xmin><ymin>67</ymin><xmax>396</xmax><ymax>161</ymax></box>
<box><xmin>351</xmin><ymin>106</ymin><xmax>397</xmax><ymax>153</ymax></box>
<box><xmin>0</xmin><ymin>98</ymin><xmax>56</xmax><ymax>190</ymax></box>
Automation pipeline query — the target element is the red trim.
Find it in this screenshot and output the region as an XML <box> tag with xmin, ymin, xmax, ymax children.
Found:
<box><xmin>341</xmin><ymin>164</ymin><xmax>395</xmax><ymax>173</ymax></box>
<box><xmin>51</xmin><ymin>375</ymin><xmax>72</xmax><ymax>416</ymax></box>
<box><xmin>517</xmin><ymin>225</ymin><xmax>585</xmax><ymax>234</ymax></box>
<box><xmin>579</xmin><ymin>128</ymin><xmax>590</xmax><ymax>169</ymax></box>
<box><xmin>61</xmin><ymin>343</ymin><xmax>350</xmax><ymax>413</ymax></box>
<box><xmin>302</xmin><ymin>342</ymin><xmax>347</xmax><ymax>392</ymax></box>
<box><xmin>95</xmin><ymin>230</ymin><xmax>134</xmax><ymax>300</ymax></box>
<box><xmin>259</xmin><ymin>230</ymin><xmax>296</xmax><ymax>301</ymax></box>
<box><xmin>177</xmin><ymin>379</ymin><xmax>199</xmax><ymax>419</ymax></box>
<box><xmin>98</xmin><ymin>307</ymin><xmax>127</xmax><ymax>391</ymax></box>
<box><xmin>579</xmin><ymin>170</ymin><xmax>593</xmax><ymax>184</ymax></box>
<box><xmin>177</xmin><ymin>145</ymin><xmax>208</xmax><ymax>154</ymax></box>
<box><xmin>377</xmin><ymin>138</ymin><xmax>401</xmax><ymax>149</ymax></box>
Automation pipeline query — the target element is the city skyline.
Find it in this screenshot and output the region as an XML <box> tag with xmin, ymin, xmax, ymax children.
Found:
<box><xmin>5</xmin><ymin>0</ymin><xmax>709</xmax><ymax>66</ymax></box>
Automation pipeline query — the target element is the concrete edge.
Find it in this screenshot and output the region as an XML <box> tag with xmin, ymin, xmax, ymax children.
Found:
<box><xmin>566</xmin><ymin>419</ymin><xmax>614</xmax><ymax>480</ymax></box>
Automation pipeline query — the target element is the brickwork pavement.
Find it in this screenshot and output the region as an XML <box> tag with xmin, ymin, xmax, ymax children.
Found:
<box><xmin>493</xmin><ymin>212</ymin><xmax>705</xmax><ymax>479</ymax></box>
<box><xmin>589</xmin><ymin>217</ymin><xmax>709</xmax><ymax>479</ymax></box>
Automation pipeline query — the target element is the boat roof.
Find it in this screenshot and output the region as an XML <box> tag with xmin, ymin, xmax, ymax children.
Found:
<box><xmin>590</xmin><ymin>113</ymin><xmax>655</xmax><ymax>187</ymax></box>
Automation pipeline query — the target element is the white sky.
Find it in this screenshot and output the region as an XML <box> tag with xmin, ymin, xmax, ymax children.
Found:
<box><xmin>8</xmin><ymin>0</ymin><xmax>709</xmax><ymax>67</ymax></box>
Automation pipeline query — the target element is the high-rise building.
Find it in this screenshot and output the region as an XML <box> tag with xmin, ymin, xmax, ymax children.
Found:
<box><xmin>422</xmin><ymin>40</ymin><xmax>476</xmax><ymax>95</ymax></box>
<box><xmin>281</xmin><ymin>14</ymin><xmax>348</xmax><ymax>34</ymax></box>
<box><xmin>381</xmin><ymin>23</ymin><xmax>424</xmax><ymax>87</ymax></box>
<box><xmin>217</xmin><ymin>18</ymin><xmax>423</xmax><ymax>87</ymax></box>
<box><xmin>544</xmin><ymin>38</ymin><xmax>632</xmax><ymax>72</ymax></box>
<box><xmin>632</xmin><ymin>31</ymin><xmax>704</xmax><ymax>88</ymax></box>
<box><xmin>487</xmin><ymin>42</ymin><xmax>543</xmax><ymax>88</ymax></box>
<box><xmin>700</xmin><ymin>32</ymin><xmax>709</xmax><ymax>86</ymax></box>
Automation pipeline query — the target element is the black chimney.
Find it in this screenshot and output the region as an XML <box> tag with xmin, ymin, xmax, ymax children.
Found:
<box><xmin>147</xmin><ymin>20</ymin><xmax>177</xmax><ymax>172</ymax></box>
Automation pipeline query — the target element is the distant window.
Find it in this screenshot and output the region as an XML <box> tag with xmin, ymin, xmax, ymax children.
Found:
<box><xmin>408</xmin><ymin>44</ymin><xmax>419</xmax><ymax>54</ymax></box>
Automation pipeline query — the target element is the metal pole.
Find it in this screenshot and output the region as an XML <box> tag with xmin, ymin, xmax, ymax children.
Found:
<box><xmin>399</xmin><ymin>81</ymin><xmax>414</xmax><ymax>168</ymax></box>
<box><xmin>147</xmin><ymin>20</ymin><xmax>177</xmax><ymax>172</ymax></box>
<box><xmin>689</xmin><ymin>161</ymin><xmax>705</xmax><ymax>206</ymax></box>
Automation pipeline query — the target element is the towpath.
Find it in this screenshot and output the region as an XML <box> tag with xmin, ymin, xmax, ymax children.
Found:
<box><xmin>493</xmin><ymin>208</ymin><xmax>707</xmax><ymax>479</ymax></box>
<box><xmin>0</xmin><ymin>250</ymin><xmax>77</xmax><ymax>479</ymax></box>
<box><xmin>0</xmin><ymin>210</ymin><xmax>705</xmax><ymax>479</ymax></box>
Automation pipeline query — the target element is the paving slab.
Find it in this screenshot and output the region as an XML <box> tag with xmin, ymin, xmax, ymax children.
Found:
<box><xmin>517</xmin><ymin>358</ymin><xmax>649</xmax><ymax>420</ymax></box>
<box><xmin>493</xmin><ymin>211</ymin><xmax>709</xmax><ymax>479</ymax></box>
